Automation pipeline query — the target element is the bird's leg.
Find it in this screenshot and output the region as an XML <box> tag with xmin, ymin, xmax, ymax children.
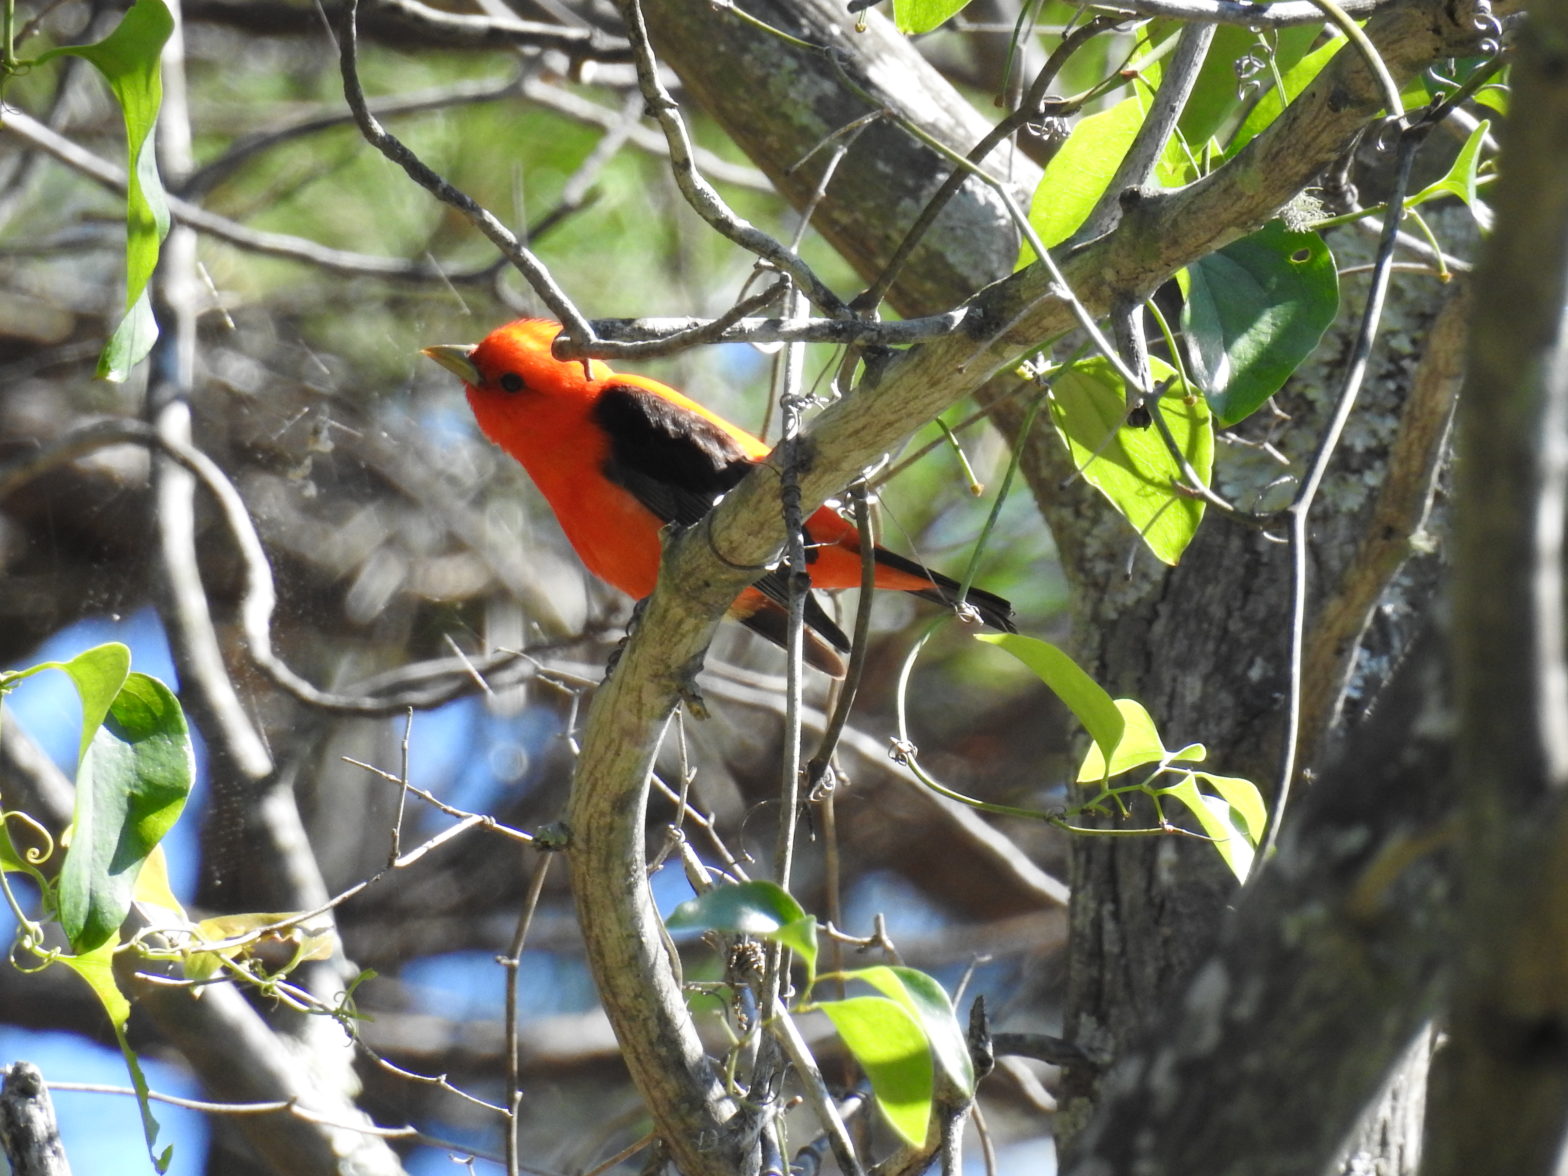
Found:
<box><xmin>605</xmin><ymin>596</ymin><xmax>650</xmax><ymax>677</ymax></box>
<box><xmin>676</xmin><ymin>654</ymin><xmax>709</xmax><ymax>722</ymax></box>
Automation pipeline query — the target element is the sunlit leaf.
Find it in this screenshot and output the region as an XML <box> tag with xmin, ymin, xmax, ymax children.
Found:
<box><xmin>1048</xmin><ymin>357</ymin><xmax>1212</xmax><ymax>564</ymax></box>
<box><xmin>891</xmin><ymin>0</ymin><xmax>970</xmax><ymax>34</ymax></box>
<box><xmin>841</xmin><ymin>965</ymin><xmax>974</xmax><ymax>1095</ymax></box>
<box><xmin>1177</xmin><ymin>24</ymin><xmax>1323</xmax><ymax>151</ymax></box>
<box><xmin>132</xmin><ymin>844</ymin><xmax>190</xmax><ymax>928</ymax></box>
<box><xmin>1179</xmin><ymin>221</ymin><xmax>1340</xmax><ymax>426</ymax></box>
<box><xmin>184</xmin><ymin>911</ymin><xmax>336</xmax><ymax>983</ymax></box>
<box><xmin>1407</xmin><ymin>119</ymin><xmax>1492</xmax><ymax>229</ymax></box>
<box><xmin>1194</xmin><ymin>771</ymin><xmax>1269</xmax><ymax>845</ymax></box>
<box><xmin>1229</xmin><ymin>34</ymin><xmax>1344</xmax><ymax>152</ymax></box>
<box><xmin>13</xmin><ymin>643</ymin><xmax>135</xmax><ymax>766</ymax></box>
<box><xmin>814</xmin><ymin>996</ymin><xmax>932</xmax><ymax>1145</ymax></box>
<box><xmin>58</xmin><ymin>934</ymin><xmax>171</xmax><ymax>1171</ymax></box>
<box><xmin>1077</xmin><ymin>697</ymin><xmax>1168</xmax><ymax>782</ymax></box>
<box><xmin>1471</xmin><ymin>82</ymin><xmax>1508</xmax><ymax>118</ymax></box>
<box><xmin>1020</xmin><ymin>91</ymin><xmax>1186</xmax><ymax>261</ymax></box>
<box><xmin>1156</xmin><ymin>772</ymin><xmax>1265</xmax><ymax>882</ymax></box>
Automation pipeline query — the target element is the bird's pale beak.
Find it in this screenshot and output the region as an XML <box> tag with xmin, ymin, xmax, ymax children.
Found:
<box><xmin>421</xmin><ymin>343</ymin><xmax>480</xmax><ymax>384</ymax></box>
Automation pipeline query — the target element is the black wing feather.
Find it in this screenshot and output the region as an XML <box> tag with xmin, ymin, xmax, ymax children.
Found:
<box><xmin>592</xmin><ymin>384</ymin><xmax>754</xmax><ymax>527</ymax></box>
<box><xmin>593</xmin><ymin>383</ymin><xmax>856</xmax><ymax>674</ymax></box>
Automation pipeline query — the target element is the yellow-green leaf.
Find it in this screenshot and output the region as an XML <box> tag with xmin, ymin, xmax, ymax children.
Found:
<box><xmin>814</xmin><ymin>996</ymin><xmax>932</xmax><ymax>1145</ymax></box>
<box><xmin>1049</xmin><ymin>357</ymin><xmax>1212</xmax><ymax>564</ymax></box>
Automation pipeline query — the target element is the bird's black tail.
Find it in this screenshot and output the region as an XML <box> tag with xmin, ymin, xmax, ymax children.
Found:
<box><xmin>871</xmin><ymin>548</ymin><xmax>1017</xmax><ymax>632</ymax></box>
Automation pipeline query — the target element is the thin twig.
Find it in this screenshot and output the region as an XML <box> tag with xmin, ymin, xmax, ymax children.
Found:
<box><xmin>519</xmin><ymin>74</ymin><xmax>771</xmax><ymax>192</ymax></box>
<box><xmin>852</xmin><ymin>14</ymin><xmax>1126</xmax><ymax>315</ymax></box>
<box><xmin>805</xmin><ymin>484</ymin><xmax>877</xmax><ymax>791</ymax></box>
<box><xmin>46</xmin><ymin>1081</ymin><xmax>518</xmax><ymax>1163</ymax></box>
<box><xmin>504</xmin><ymin>858</ymin><xmax>554</xmax><ymax>1176</ymax></box>
<box><xmin>614</xmin><ymin>0</ymin><xmax>848</xmax><ymax>317</ymax></box>
<box><xmin>178</xmin><ymin>70</ymin><xmax>530</xmax><ymax>198</ymax></box>
<box><xmin>1255</xmin><ymin>125</ymin><xmax>1427</xmax><ymax>875</ymax></box>
<box><xmin>336</xmin><ymin>0</ymin><xmax>593</xmax><ymax>338</ymax></box>
<box><xmin>552</xmin><ymin>288</ymin><xmax>793</xmax><ymax>361</ymax></box>
<box><xmin>3</xmin><ymin>110</ymin><xmax>509</xmax><ymax>282</ymax></box>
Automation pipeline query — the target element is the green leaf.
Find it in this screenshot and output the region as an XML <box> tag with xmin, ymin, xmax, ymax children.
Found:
<box><xmin>1471</xmin><ymin>82</ymin><xmax>1508</xmax><ymax>118</ymax></box>
<box><xmin>2</xmin><ymin>641</ymin><xmax>134</xmax><ymax>762</ymax></box>
<box><xmin>61</xmin><ymin>644</ymin><xmax>135</xmax><ymax>765</ymax></box>
<box><xmin>1229</xmin><ymin>34</ymin><xmax>1344</xmax><ymax>152</ymax></box>
<box><xmin>814</xmin><ymin>996</ymin><xmax>932</xmax><ymax>1145</ymax></box>
<box><xmin>59</xmin><ymin>673</ymin><xmax>195</xmax><ymax>953</ymax></box>
<box><xmin>891</xmin><ymin>0</ymin><xmax>970</xmax><ymax>34</ymax></box>
<box><xmin>1</xmin><ymin>642</ymin><xmax>129</xmax><ymax>885</ymax></box>
<box><xmin>1020</xmin><ymin>91</ymin><xmax>1186</xmax><ymax>261</ymax></box>
<box><xmin>1179</xmin><ymin>221</ymin><xmax>1340</xmax><ymax>426</ymax></box>
<box><xmin>974</xmin><ymin>634</ymin><xmax>1124</xmax><ymax>768</ymax></box>
<box><xmin>1177</xmin><ymin>25</ymin><xmax>1323</xmax><ymax>151</ymax></box>
<box><xmin>1076</xmin><ymin>697</ymin><xmax>1167</xmax><ymax>781</ymax></box>
<box><xmin>59</xmin><ymin>936</ymin><xmax>170</xmax><ymax>1172</ymax></box>
<box><xmin>1407</xmin><ymin>119</ymin><xmax>1492</xmax><ymax>228</ymax></box>
<box><xmin>840</xmin><ymin>965</ymin><xmax>974</xmax><ymax>1096</ymax></box>
<box><xmin>1193</xmin><ymin>771</ymin><xmax>1269</xmax><ymax>845</ymax></box>
<box><xmin>183</xmin><ymin>910</ymin><xmax>336</xmax><ymax>983</ymax></box>
<box><xmin>1048</xmin><ymin>356</ymin><xmax>1212</xmax><ymax>564</ymax></box>
<box><xmin>36</xmin><ymin>0</ymin><xmax>174</xmax><ymax>381</ymax></box>
<box><xmin>1155</xmin><ymin>772</ymin><xmax>1264</xmax><ymax>882</ymax></box>
<box><xmin>667</xmin><ymin>879</ymin><xmax>819</xmax><ymax>980</ymax></box>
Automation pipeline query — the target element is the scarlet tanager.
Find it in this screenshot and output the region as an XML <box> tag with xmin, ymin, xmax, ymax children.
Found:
<box><xmin>423</xmin><ymin>318</ymin><xmax>1016</xmax><ymax>677</ymax></box>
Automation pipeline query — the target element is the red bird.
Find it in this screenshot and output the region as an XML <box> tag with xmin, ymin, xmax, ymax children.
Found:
<box><xmin>423</xmin><ymin>318</ymin><xmax>1015</xmax><ymax>676</ymax></box>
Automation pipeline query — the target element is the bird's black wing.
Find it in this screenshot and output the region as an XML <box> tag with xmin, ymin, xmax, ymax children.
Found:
<box><xmin>591</xmin><ymin>382</ymin><xmax>852</xmax><ymax>674</ymax></box>
<box><xmin>591</xmin><ymin>383</ymin><xmax>755</xmax><ymax>527</ymax></box>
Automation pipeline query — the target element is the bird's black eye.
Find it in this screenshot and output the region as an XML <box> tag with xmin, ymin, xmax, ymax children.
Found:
<box><xmin>499</xmin><ymin>372</ymin><xmax>525</xmax><ymax>394</ymax></box>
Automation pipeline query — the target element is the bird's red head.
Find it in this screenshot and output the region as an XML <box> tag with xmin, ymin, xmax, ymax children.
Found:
<box><xmin>421</xmin><ymin>318</ymin><xmax>613</xmax><ymax>405</ymax></box>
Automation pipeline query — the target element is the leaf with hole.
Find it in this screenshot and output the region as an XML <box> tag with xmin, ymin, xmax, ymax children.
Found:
<box><xmin>1179</xmin><ymin>221</ymin><xmax>1339</xmax><ymax>426</ymax></box>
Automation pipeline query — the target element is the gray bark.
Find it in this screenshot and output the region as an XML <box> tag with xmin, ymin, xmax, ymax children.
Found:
<box><xmin>0</xmin><ymin>1063</ymin><xmax>73</xmax><ymax>1176</ymax></box>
